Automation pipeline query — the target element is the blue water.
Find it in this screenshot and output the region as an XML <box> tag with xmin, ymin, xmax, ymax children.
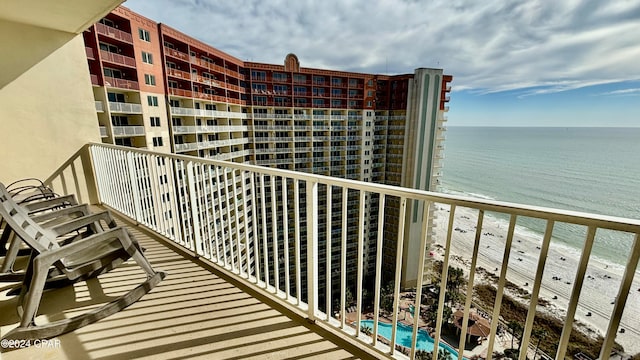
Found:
<box><xmin>360</xmin><ymin>320</ymin><xmax>462</xmax><ymax>357</ymax></box>
<box><xmin>440</xmin><ymin>127</ymin><xmax>640</xmax><ymax>267</ymax></box>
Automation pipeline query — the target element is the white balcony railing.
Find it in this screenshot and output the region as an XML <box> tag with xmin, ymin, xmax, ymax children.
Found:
<box><xmin>169</xmin><ymin>106</ymin><xmax>248</xmax><ymax>119</ymax></box>
<box><xmin>88</xmin><ymin>143</ymin><xmax>640</xmax><ymax>360</ymax></box>
<box><xmin>111</xmin><ymin>126</ymin><xmax>145</xmax><ymax>136</ymax></box>
<box><xmin>109</xmin><ymin>101</ymin><xmax>143</xmax><ymax>114</ymax></box>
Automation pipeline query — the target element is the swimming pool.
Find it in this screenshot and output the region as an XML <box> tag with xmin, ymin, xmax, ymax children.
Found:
<box><xmin>359</xmin><ymin>320</ymin><xmax>463</xmax><ymax>358</ymax></box>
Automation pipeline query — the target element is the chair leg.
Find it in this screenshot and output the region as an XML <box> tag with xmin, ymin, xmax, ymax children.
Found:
<box><xmin>2</xmin><ymin>231</ymin><xmax>21</xmax><ymax>273</ymax></box>
<box><xmin>16</xmin><ymin>255</ymin><xmax>51</xmax><ymax>328</ymax></box>
<box><xmin>3</xmin><ymin>270</ymin><xmax>165</xmax><ymax>341</ymax></box>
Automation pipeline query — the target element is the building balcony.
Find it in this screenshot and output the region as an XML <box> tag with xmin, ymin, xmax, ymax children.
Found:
<box><xmin>99</xmin><ymin>126</ymin><xmax>107</xmax><ymax>137</ymax></box>
<box><xmin>166</xmin><ymin>68</ymin><xmax>192</xmax><ymax>81</ymax></box>
<box><xmin>85</xmin><ymin>46</ymin><xmax>96</xmax><ymax>60</ymax></box>
<box><xmin>165</xmin><ymin>48</ymin><xmax>190</xmax><ymax>62</ymax></box>
<box><xmin>4</xmin><ymin>143</ymin><xmax>639</xmax><ymax>360</ymax></box>
<box><xmin>169</xmin><ymin>106</ymin><xmax>248</xmax><ymax>120</ymax></box>
<box><xmin>95</xmin><ymin>22</ymin><xmax>133</xmax><ymax>44</ymax></box>
<box><xmin>103</xmin><ymin>76</ymin><xmax>139</xmax><ymax>90</ymax></box>
<box><xmin>100</xmin><ymin>50</ymin><xmax>136</xmax><ymax>68</ymax></box>
<box><xmin>90</xmin><ymin>74</ymin><xmax>100</xmax><ymax>86</ymax></box>
<box><xmin>174</xmin><ymin>142</ymin><xmax>199</xmax><ymax>152</ymax></box>
<box><xmin>94</xmin><ymin>101</ymin><xmax>104</xmax><ymax>112</ymax></box>
<box><xmin>112</xmin><ymin>125</ymin><xmax>146</xmax><ymax>137</ymax></box>
<box><xmin>109</xmin><ymin>101</ymin><xmax>143</xmax><ymax>114</ymax></box>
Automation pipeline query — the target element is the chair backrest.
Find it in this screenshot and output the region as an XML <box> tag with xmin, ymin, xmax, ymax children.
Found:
<box><xmin>0</xmin><ymin>183</ymin><xmax>59</xmax><ymax>254</ymax></box>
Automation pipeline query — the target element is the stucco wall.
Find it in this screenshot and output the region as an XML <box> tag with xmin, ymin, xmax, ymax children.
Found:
<box><xmin>0</xmin><ymin>19</ymin><xmax>99</xmax><ymax>186</ymax></box>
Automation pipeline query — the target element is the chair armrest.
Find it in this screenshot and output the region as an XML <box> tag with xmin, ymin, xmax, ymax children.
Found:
<box><xmin>23</xmin><ymin>194</ymin><xmax>78</xmax><ymax>214</ymax></box>
<box><xmin>41</xmin><ymin>227</ymin><xmax>130</xmax><ymax>262</ymax></box>
<box><xmin>30</xmin><ymin>204</ymin><xmax>91</xmax><ymax>223</ymax></box>
<box><xmin>49</xmin><ymin>211</ymin><xmax>117</xmax><ymax>237</ymax></box>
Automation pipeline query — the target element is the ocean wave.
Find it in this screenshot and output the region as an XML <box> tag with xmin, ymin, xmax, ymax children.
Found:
<box><xmin>439</xmin><ymin>187</ymin><xmax>496</xmax><ymax>201</ymax></box>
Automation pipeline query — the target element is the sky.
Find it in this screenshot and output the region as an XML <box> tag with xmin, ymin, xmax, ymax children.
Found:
<box><xmin>124</xmin><ymin>0</ymin><xmax>640</xmax><ymax>127</ymax></box>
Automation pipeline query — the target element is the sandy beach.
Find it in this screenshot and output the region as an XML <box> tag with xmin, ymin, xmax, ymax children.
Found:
<box><xmin>431</xmin><ymin>204</ymin><xmax>640</xmax><ymax>355</ymax></box>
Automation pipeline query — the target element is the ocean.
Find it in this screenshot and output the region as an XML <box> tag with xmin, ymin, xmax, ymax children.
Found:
<box><xmin>439</xmin><ymin>126</ymin><xmax>640</xmax><ymax>267</ymax></box>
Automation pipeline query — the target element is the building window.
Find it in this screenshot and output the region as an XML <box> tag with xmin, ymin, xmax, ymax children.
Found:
<box><xmin>367</xmin><ymin>90</ymin><xmax>373</xmax><ymax>97</ymax></box>
<box><xmin>367</xmin><ymin>80</ymin><xmax>374</xmax><ymax>86</ymax></box>
<box><xmin>153</xmin><ymin>137</ymin><xmax>163</xmax><ymax>147</ymax></box>
<box><xmin>367</xmin><ymin>101</ymin><xmax>372</xmax><ymax>107</ymax></box>
<box><xmin>144</xmin><ymin>74</ymin><xmax>156</xmax><ymax>85</ymax></box>
<box><xmin>147</xmin><ymin>95</ymin><xmax>158</xmax><ymax>106</ymax></box>
<box><xmin>139</xmin><ymin>28</ymin><xmax>151</xmax><ymax>42</ymax></box>
<box><xmin>251</xmin><ymin>71</ymin><xmax>266</xmax><ymax>81</ymax></box>
<box><xmin>252</xmin><ymin>83</ymin><xmax>267</xmax><ymax>91</ymax></box>
<box><xmin>150</xmin><ymin>117</ymin><xmax>161</xmax><ymax>127</ymax></box>
<box><xmin>142</xmin><ymin>51</ymin><xmax>153</xmax><ymax>64</ymax></box>
<box><xmin>273</xmin><ymin>72</ymin><xmax>286</xmax><ymax>82</ymax></box>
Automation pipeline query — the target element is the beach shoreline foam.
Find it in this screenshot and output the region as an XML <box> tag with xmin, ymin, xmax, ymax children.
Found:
<box><xmin>431</xmin><ymin>204</ymin><xmax>640</xmax><ymax>355</ymax></box>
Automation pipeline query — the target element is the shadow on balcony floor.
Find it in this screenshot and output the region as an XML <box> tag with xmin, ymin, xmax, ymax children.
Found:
<box><xmin>0</xmin><ymin>209</ymin><xmax>366</xmax><ymax>360</ymax></box>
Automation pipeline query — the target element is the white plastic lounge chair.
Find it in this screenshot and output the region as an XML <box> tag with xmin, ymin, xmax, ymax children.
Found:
<box><xmin>0</xmin><ymin>183</ymin><xmax>166</xmax><ymax>340</ymax></box>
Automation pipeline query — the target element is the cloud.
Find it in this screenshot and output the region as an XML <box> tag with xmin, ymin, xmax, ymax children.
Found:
<box><xmin>598</xmin><ymin>88</ymin><xmax>640</xmax><ymax>97</ymax></box>
<box><xmin>124</xmin><ymin>0</ymin><xmax>640</xmax><ymax>95</ymax></box>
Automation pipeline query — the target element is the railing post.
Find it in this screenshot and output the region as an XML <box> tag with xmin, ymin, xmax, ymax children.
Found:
<box><xmin>185</xmin><ymin>161</ymin><xmax>202</xmax><ymax>253</ymax></box>
<box><xmin>125</xmin><ymin>151</ymin><xmax>143</xmax><ymax>223</ymax></box>
<box><xmin>306</xmin><ymin>180</ymin><xmax>318</xmax><ymax>320</ymax></box>
<box><xmin>82</xmin><ymin>144</ymin><xmax>101</xmax><ymax>205</ymax></box>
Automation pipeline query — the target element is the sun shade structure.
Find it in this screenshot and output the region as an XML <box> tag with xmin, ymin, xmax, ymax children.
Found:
<box><xmin>453</xmin><ymin>309</ymin><xmax>491</xmax><ymax>339</ymax></box>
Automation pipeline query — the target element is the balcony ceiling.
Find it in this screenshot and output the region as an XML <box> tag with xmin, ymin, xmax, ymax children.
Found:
<box><xmin>0</xmin><ymin>0</ymin><xmax>124</xmax><ymax>33</ymax></box>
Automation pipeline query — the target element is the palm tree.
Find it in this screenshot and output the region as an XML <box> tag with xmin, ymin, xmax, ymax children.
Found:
<box><xmin>532</xmin><ymin>327</ymin><xmax>547</xmax><ymax>359</ymax></box>
<box><xmin>437</xmin><ymin>348</ymin><xmax>453</xmax><ymax>360</ymax></box>
<box><xmin>507</xmin><ymin>320</ymin><xmax>523</xmax><ymax>350</ymax></box>
<box><xmin>415</xmin><ymin>350</ymin><xmax>432</xmax><ymax>360</ymax></box>
<box><xmin>360</xmin><ymin>324</ymin><xmax>373</xmax><ymax>336</ymax></box>
<box><xmin>446</xmin><ymin>266</ymin><xmax>465</xmax><ymax>292</ymax></box>
<box><xmin>380</xmin><ymin>281</ymin><xmax>395</xmax><ymax>313</ymax></box>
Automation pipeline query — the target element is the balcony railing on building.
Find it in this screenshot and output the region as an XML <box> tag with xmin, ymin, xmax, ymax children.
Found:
<box><xmin>80</xmin><ymin>143</ymin><xmax>640</xmax><ymax>360</ymax></box>
<box><xmin>104</xmin><ymin>76</ymin><xmax>139</xmax><ymax>90</ymax></box>
<box><xmin>100</xmin><ymin>50</ymin><xmax>136</xmax><ymax>68</ymax></box>
<box><xmin>95</xmin><ymin>22</ymin><xmax>133</xmax><ymax>43</ymax></box>
<box><xmin>109</xmin><ymin>101</ymin><xmax>143</xmax><ymax>114</ymax></box>
<box><xmin>112</xmin><ymin>125</ymin><xmax>145</xmax><ymax>136</ymax></box>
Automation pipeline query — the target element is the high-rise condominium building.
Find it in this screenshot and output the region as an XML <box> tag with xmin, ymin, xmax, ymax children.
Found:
<box><xmin>83</xmin><ymin>6</ymin><xmax>452</xmax><ymax>291</ymax></box>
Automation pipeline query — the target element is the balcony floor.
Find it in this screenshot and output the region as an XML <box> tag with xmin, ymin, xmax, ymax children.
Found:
<box><xmin>1</xmin><ymin>209</ymin><xmax>368</xmax><ymax>360</ymax></box>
